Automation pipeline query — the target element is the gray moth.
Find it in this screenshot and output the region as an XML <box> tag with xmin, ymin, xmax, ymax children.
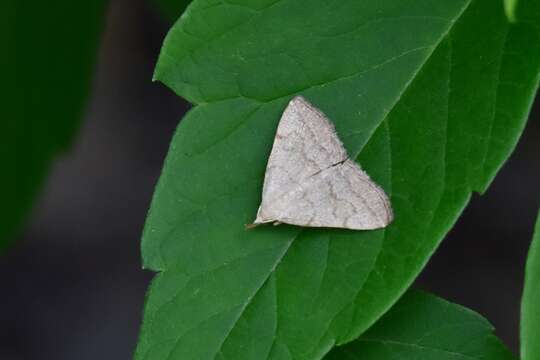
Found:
<box><xmin>252</xmin><ymin>96</ymin><xmax>393</xmax><ymax>230</ymax></box>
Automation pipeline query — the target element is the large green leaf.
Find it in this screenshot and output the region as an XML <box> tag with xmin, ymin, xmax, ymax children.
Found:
<box><xmin>521</xmin><ymin>210</ymin><xmax>540</xmax><ymax>360</ymax></box>
<box><xmin>0</xmin><ymin>1</ymin><xmax>107</xmax><ymax>250</ymax></box>
<box><xmin>326</xmin><ymin>290</ymin><xmax>514</xmax><ymax>360</ymax></box>
<box><xmin>136</xmin><ymin>0</ymin><xmax>540</xmax><ymax>359</ymax></box>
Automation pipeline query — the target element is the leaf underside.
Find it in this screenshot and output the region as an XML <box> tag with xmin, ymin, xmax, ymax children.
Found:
<box><xmin>521</xmin><ymin>210</ymin><xmax>540</xmax><ymax>360</ymax></box>
<box><xmin>0</xmin><ymin>0</ymin><xmax>107</xmax><ymax>251</ymax></box>
<box><xmin>136</xmin><ymin>0</ymin><xmax>540</xmax><ymax>359</ymax></box>
<box><xmin>326</xmin><ymin>290</ymin><xmax>514</xmax><ymax>360</ymax></box>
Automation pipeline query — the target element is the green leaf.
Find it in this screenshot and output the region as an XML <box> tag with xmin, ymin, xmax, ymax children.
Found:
<box><xmin>151</xmin><ymin>0</ymin><xmax>192</xmax><ymax>23</ymax></box>
<box><xmin>136</xmin><ymin>0</ymin><xmax>540</xmax><ymax>359</ymax></box>
<box><xmin>521</xmin><ymin>210</ymin><xmax>540</xmax><ymax>360</ymax></box>
<box><xmin>0</xmin><ymin>1</ymin><xmax>107</xmax><ymax>251</ymax></box>
<box><xmin>326</xmin><ymin>290</ymin><xmax>514</xmax><ymax>360</ymax></box>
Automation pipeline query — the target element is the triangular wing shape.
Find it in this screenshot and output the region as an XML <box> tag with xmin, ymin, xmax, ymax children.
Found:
<box><xmin>253</xmin><ymin>96</ymin><xmax>392</xmax><ymax>230</ymax></box>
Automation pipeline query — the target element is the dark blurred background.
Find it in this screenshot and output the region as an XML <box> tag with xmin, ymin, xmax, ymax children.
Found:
<box><xmin>0</xmin><ymin>0</ymin><xmax>538</xmax><ymax>359</ymax></box>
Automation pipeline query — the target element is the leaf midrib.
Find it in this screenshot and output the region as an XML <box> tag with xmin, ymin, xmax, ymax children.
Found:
<box><xmin>209</xmin><ymin>236</ymin><xmax>296</xmax><ymax>360</ymax></box>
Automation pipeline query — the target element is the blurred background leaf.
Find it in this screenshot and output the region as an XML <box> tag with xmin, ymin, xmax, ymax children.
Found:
<box><xmin>151</xmin><ymin>0</ymin><xmax>192</xmax><ymax>23</ymax></box>
<box><xmin>326</xmin><ymin>290</ymin><xmax>514</xmax><ymax>360</ymax></box>
<box><xmin>521</xmin><ymin>210</ymin><xmax>540</xmax><ymax>360</ymax></box>
<box><xmin>0</xmin><ymin>0</ymin><xmax>108</xmax><ymax>251</ymax></box>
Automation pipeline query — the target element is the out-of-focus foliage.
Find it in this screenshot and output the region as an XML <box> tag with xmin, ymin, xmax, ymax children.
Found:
<box><xmin>0</xmin><ymin>1</ymin><xmax>108</xmax><ymax>251</ymax></box>
<box><xmin>521</xmin><ymin>210</ymin><xmax>540</xmax><ymax>360</ymax></box>
<box><xmin>152</xmin><ymin>0</ymin><xmax>192</xmax><ymax>23</ymax></box>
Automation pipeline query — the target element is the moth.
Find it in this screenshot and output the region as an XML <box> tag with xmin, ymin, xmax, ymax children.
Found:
<box><xmin>250</xmin><ymin>96</ymin><xmax>393</xmax><ymax>230</ymax></box>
